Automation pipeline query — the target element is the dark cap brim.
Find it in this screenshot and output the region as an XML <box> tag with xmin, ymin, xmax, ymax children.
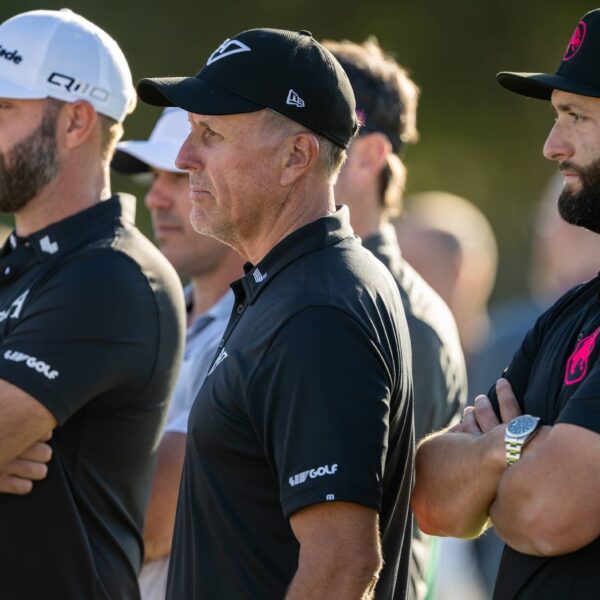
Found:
<box><xmin>137</xmin><ymin>76</ymin><xmax>264</xmax><ymax>115</ymax></box>
<box><xmin>111</xmin><ymin>150</ymin><xmax>150</xmax><ymax>175</ymax></box>
<box><xmin>497</xmin><ymin>71</ymin><xmax>600</xmax><ymax>100</ymax></box>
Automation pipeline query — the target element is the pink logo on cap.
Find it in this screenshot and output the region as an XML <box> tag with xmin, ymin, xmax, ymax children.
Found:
<box><xmin>563</xmin><ymin>20</ymin><xmax>587</xmax><ymax>61</ymax></box>
<box><xmin>564</xmin><ymin>326</ymin><xmax>600</xmax><ymax>385</ymax></box>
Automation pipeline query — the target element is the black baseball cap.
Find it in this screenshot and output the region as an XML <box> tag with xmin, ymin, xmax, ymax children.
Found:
<box><xmin>497</xmin><ymin>9</ymin><xmax>600</xmax><ymax>100</ymax></box>
<box><xmin>137</xmin><ymin>28</ymin><xmax>358</xmax><ymax>149</ymax></box>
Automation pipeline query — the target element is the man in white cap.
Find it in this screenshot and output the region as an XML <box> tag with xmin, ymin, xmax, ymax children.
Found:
<box><xmin>112</xmin><ymin>106</ymin><xmax>244</xmax><ymax>599</ymax></box>
<box><xmin>0</xmin><ymin>9</ymin><xmax>185</xmax><ymax>599</ymax></box>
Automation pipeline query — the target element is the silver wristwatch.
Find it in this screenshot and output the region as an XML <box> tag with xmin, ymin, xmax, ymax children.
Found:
<box><xmin>504</xmin><ymin>415</ymin><xmax>542</xmax><ymax>465</ymax></box>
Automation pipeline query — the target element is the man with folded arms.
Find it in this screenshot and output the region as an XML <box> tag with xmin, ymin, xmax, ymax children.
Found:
<box><xmin>0</xmin><ymin>10</ymin><xmax>184</xmax><ymax>599</ymax></box>
<box><xmin>413</xmin><ymin>8</ymin><xmax>600</xmax><ymax>599</ymax></box>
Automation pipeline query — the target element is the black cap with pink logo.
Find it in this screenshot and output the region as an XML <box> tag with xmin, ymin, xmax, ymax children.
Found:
<box><xmin>497</xmin><ymin>9</ymin><xmax>600</xmax><ymax>100</ymax></box>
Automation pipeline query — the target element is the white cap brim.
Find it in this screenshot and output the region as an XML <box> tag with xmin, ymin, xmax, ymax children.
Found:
<box><xmin>114</xmin><ymin>140</ymin><xmax>185</xmax><ymax>173</ymax></box>
<box><xmin>0</xmin><ymin>79</ymin><xmax>46</xmax><ymax>100</ymax></box>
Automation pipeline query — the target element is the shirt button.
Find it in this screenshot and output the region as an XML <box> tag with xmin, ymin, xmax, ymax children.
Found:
<box><xmin>4</xmin><ymin>266</ymin><xmax>10</xmax><ymax>275</ymax></box>
<box><xmin>218</xmin><ymin>338</ymin><xmax>225</xmax><ymax>348</ymax></box>
<box><xmin>236</xmin><ymin>304</ymin><xmax>244</xmax><ymax>314</ymax></box>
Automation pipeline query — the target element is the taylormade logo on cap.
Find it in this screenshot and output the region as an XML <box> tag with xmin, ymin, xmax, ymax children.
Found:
<box><xmin>0</xmin><ymin>44</ymin><xmax>22</xmax><ymax>64</ymax></box>
<box><xmin>0</xmin><ymin>9</ymin><xmax>135</xmax><ymax>122</ymax></box>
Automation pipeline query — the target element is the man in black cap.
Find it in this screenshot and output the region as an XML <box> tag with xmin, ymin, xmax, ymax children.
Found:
<box><xmin>137</xmin><ymin>28</ymin><xmax>414</xmax><ymax>599</ymax></box>
<box><xmin>323</xmin><ymin>37</ymin><xmax>467</xmax><ymax>600</ymax></box>
<box><xmin>412</xmin><ymin>8</ymin><xmax>600</xmax><ymax>599</ymax></box>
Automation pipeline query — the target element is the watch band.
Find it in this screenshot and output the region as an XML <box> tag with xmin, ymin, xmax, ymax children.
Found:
<box><xmin>505</xmin><ymin>438</ymin><xmax>524</xmax><ymax>465</ymax></box>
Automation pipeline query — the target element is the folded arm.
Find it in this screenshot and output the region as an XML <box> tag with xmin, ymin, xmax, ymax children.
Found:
<box><xmin>0</xmin><ymin>379</ymin><xmax>56</xmax><ymax>469</ymax></box>
<box><xmin>490</xmin><ymin>422</ymin><xmax>600</xmax><ymax>556</ymax></box>
<box><xmin>411</xmin><ymin>379</ymin><xmax>521</xmax><ymax>538</ymax></box>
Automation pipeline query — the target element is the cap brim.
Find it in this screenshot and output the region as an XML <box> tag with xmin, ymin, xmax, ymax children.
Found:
<box><xmin>112</xmin><ymin>140</ymin><xmax>185</xmax><ymax>174</ymax></box>
<box><xmin>0</xmin><ymin>79</ymin><xmax>45</xmax><ymax>101</ymax></box>
<box><xmin>136</xmin><ymin>75</ymin><xmax>263</xmax><ymax>115</ymax></box>
<box><xmin>497</xmin><ymin>71</ymin><xmax>600</xmax><ymax>100</ymax></box>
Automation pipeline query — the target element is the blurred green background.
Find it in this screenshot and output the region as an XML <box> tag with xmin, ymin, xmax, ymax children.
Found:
<box><xmin>0</xmin><ymin>0</ymin><xmax>594</xmax><ymax>303</ymax></box>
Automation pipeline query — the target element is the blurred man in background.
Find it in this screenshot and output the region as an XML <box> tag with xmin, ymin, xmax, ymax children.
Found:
<box><xmin>112</xmin><ymin>106</ymin><xmax>244</xmax><ymax>599</ymax></box>
<box><xmin>324</xmin><ymin>38</ymin><xmax>467</xmax><ymax>600</ymax></box>
<box><xmin>397</xmin><ymin>190</ymin><xmax>498</xmax><ymax>371</ymax></box>
<box><xmin>0</xmin><ymin>9</ymin><xmax>184</xmax><ymax>599</ymax></box>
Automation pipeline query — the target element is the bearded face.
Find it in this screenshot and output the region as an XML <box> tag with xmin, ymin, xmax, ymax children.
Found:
<box><xmin>557</xmin><ymin>158</ymin><xmax>600</xmax><ymax>233</ymax></box>
<box><xmin>0</xmin><ymin>100</ymin><xmax>61</xmax><ymax>213</ymax></box>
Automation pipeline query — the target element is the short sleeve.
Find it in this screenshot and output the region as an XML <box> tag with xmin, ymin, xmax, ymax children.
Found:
<box><xmin>0</xmin><ymin>251</ymin><xmax>159</xmax><ymax>424</ymax></box>
<box><xmin>246</xmin><ymin>306</ymin><xmax>396</xmax><ymax>518</ymax></box>
<box><xmin>487</xmin><ymin>311</ymin><xmax>549</xmax><ymax>419</ymax></box>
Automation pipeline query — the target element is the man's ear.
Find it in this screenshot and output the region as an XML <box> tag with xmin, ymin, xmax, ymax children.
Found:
<box><xmin>57</xmin><ymin>100</ymin><xmax>99</xmax><ymax>150</ymax></box>
<box><xmin>351</xmin><ymin>133</ymin><xmax>391</xmax><ymax>181</ymax></box>
<box><xmin>280</xmin><ymin>132</ymin><xmax>320</xmax><ymax>186</ymax></box>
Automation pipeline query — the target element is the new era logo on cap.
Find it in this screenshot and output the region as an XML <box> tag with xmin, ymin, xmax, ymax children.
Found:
<box><xmin>286</xmin><ymin>89</ymin><xmax>305</xmax><ymax>108</ymax></box>
<box><xmin>207</xmin><ymin>39</ymin><xmax>251</xmax><ymax>66</ymax></box>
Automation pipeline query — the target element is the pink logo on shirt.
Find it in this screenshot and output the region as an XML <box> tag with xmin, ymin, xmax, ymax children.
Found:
<box><xmin>563</xmin><ymin>21</ymin><xmax>587</xmax><ymax>61</ymax></box>
<box><xmin>564</xmin><ymin>326</ymin><xmax>600</xmax><ymax>385</ymax></box>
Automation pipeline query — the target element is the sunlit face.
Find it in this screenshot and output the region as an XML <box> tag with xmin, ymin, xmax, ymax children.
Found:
<box><xmin>544</xmin><ymin>89</ymin><xmax>600</xmax><ymax>232</ymax></box>
<box><xmin>144</xmin><ymin>169</ymin><xmax>230</xmax><ymax>278</ymax></box>
<box><xmin>0</xmin><ymin>97</ymin><xmax>60</xmax><ymax>213</ymax></box>
<box><xmin>175</xmin><ymin>110</ymin><xmax>286</xmax><ymax>248</ymax></box>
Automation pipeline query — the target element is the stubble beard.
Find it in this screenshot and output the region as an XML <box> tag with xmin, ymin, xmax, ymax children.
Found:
<box><xmin>0</xmin><ymin>102</ymin><xmax>60</xmax><ymax>213</ymax></box>
<box><xmin>558</xmin><ymin>158</ymin><xmax>600</xmax><ymax>234</ymax></box>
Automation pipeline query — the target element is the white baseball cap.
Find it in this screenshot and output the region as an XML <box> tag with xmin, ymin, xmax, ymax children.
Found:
<box><xmin>112</xmin><ymin>107</ymin><xmax>190</xmax><ymax>174</ymax></box>
<box><xmin>0</xmin><ymin>9</ymin><xmax>135</xmax><ymax>122</ymax></box>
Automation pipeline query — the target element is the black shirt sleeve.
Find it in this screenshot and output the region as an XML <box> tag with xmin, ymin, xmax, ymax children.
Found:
<box><xmin>246</xmin><ymin>306</ymin><xmax>395</xmax><ymax>518</ymax></box>
<box><xmin>0</xmin><ymin>250</ymin><xmax>159</xmax><ymax>424</ymax></box>
<box><xmin>487</xmin><ymin>312</ymin><xmax>548</xmax><ymax>419</ymax></box>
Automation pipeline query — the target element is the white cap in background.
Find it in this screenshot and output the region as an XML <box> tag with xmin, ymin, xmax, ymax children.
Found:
<box><xmin>112</xmin><ymin>107</ymin><xmax>190</xmax><ymax>174</ymax></box>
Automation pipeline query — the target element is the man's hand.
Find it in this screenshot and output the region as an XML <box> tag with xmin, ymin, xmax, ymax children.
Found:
<box><xmin>451</xmin><ymin>378</ymin><xmax>523</xmax><ymax>434</ymax></box>
<box><xmin>0</xmin><ymin>434</ymin><xmax>52</xmax><ymax>495</ymax></box>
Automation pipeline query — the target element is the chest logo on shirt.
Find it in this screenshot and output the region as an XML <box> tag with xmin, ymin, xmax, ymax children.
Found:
<box><xmin>207</xmin><ymin>347</ymin><xmax>228</xmax><ymax>376</ymax></box>
<box><xmin>39</xmin><ymin>235</ymin><xmax>58</xmax><ymax>254</ymax></box>
<box><xmin>0</xmin><ymin>289</ymin><xmax>29</xmax><ymax>323</ymax></box>
<box><xmin>564</xmin><ymin>326</ymin><xmax>600</xmax><ymax>386</ymax></box>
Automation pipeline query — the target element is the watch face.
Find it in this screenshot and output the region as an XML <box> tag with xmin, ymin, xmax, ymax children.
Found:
<box><xmin>507</xmin><ymin>415</ymin><xmax>538</xmax><ymax>437</ymax></box>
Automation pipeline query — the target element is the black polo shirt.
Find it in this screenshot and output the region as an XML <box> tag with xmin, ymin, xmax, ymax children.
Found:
<box><xmin>489</xmin><ymin>275</ymin><xmax>600</xmax><ymax>599</ymax></box>
<box><xmin>166</xmin><ymin>206</ymin><xmax>414</xmax><ymax>600</ymax></box>
<box><xmin>0</xmin><ymin>195</ymin><xmax>185</xmax><ymax>600</ymax></box>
